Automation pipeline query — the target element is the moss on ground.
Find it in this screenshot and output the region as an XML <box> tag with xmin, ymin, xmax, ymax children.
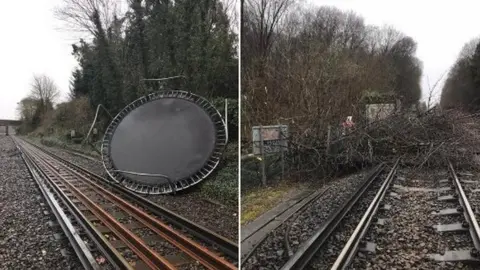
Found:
<box><xmin>240</xmin><ymin>154</ymin><xmax>291</xmax><ymax>224</ymax></box>
<box><xmin>241</xmin><ymin>181</ymin><xmax>306</xmax><ymax>225</ymax></box>
<box><xmin>198</xmin><ymin>142</ymin><xmax>238</xmax><ymax>208</ymax></box>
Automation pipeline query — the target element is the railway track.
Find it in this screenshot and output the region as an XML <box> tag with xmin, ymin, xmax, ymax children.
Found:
<box><xmin>24</xmin><ymin>138</ymin><xmax>237</xmax><ymax>259</ymax></box>
<box><xmin>278</xmin><ymin>161</ymin><xmax>397</xmax><ymax>270</ymax></box>
<box><xmin>242</xmin><ymin>164</ymin><xmax>390</xmax><ymax>269</ymax></box>
<box><xmin>13</xmin><ymin>136</ymin><xmax>237</xmax><ymax>270</ymax></box>
<box><xmin>276</xmin><ymin>158</ymin><xmax>480</xmax><ymax>269</ymax></box>
<box><xmin>333</xmin><ymin>160</ymin><xmax>480</xmax><ymax>269</ymax></box>
<box><xmin>241</xmin><ymin>186</ymin><xmax>333</xmax><ymax>264</ymax></box>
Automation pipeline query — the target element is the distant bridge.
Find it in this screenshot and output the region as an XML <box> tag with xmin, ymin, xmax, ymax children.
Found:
<box><xmin>0</xmin><ymin>119</ymin><xmax>22</xmax><ymax>135</ymax></box>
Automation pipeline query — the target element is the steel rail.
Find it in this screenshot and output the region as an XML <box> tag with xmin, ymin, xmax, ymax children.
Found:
<box><xmin>21</xmin><ymin>141</ymin><xmax>176</xmax><ymax>270</ymax></box>
<box><xmin>280</xmin><ymin>163</ymin><xmax>387</xmax><ymax>270</ymax></box>
<box><xmin>283</xmin><ymin>187</ymin><xmax>333</xmax><ymax>257</ymax></box>
<box><xmin>331</xmin><ymin>158</ymin><xmax>400</xmax><ymax>270</ymax></box>
<box><xmin>22</xmin><ymin>137</ymin><xmax>238</xmax><ymax>261</ymax></box>
<box><xmin>14</xmin><ymin>138</ymin><xmax>100</xmax><ymax>270</ymax></box>
<box><xmin>20</xmin><ymin>139</ymin><xmax>237</xmax><ymax>270</ymax></box>
<box><xmin>14</xmin><ymin>138</ymin><xmax>134</xmax><ymax>269</ymax></box>
<box><xmin>241</xmin><ymin>187</ymin><xmax>332</xmax><ymax>266</ymax></box>
<box><xmin>38</xmin><ymin>150</ymin><xmax>236</xmax><ymax>270</ymax></box>
<box><xmin>448</xmin><ymin>160</ymin><xmax>480</xmax><ymax>251</ymax></box>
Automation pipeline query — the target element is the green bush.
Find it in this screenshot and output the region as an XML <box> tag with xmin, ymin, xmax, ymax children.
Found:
<box><xmin>201</xmin><ymin>164</ymin><xmax>238</xmax><ymax>207</ymax></box>
<box><xmin>199</xmin><ymin>142</ymin><xmax>238</xmax><ymax>207</ymax></box>
<box><xmin>40</xmin><ymin>137</ymin><xmax>67</xmax><ymax>148</ymax></box>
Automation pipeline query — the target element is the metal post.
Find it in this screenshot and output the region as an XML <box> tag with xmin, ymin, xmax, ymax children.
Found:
<box><xmin>141</xmin><ymin>75</ymin><xmax>185</xmax><ymax>81</ymax></box>
<box><xmin>326</xmin><ymin>125</ymin><xmax>331</xmax><ymax>155</ymax></box>
<box><xmin>224</xmin><ymin>99</ymin><xmax>229</xmax><ymax>144</ymax></box>
<box><xmin>83</xmin><ymin>104</ymin><xmax>113</xmax><ymax>145</ymax></box>
<box><xmin>5</xmin><ymin>125</ymin><xmax>8</xmax><ymax>136</ymax></box>
<box><xmin>259</xmin><ymin>126</ymin><xmax>267</xmax><ymax>186</ymax></box>
<box><xmin>281</xmin><ymin>146</ymin><xmax>285</xmax><ymax>181</ymax></box>
<box><xmin>280</xmin><ymin>126</ymin><xmax>285</xmax><ymax>181</ymax></box>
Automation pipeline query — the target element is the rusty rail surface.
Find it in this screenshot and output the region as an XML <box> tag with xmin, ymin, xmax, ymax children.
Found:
<box><xmin>15</xmin><ymin>137</ymin><xmax>236</xmax><ymax>270</ymax></box>
<box><xmin>23</xmin><ymin>138</ymin><xmax>238</xmax><ymax>260</ymax></box>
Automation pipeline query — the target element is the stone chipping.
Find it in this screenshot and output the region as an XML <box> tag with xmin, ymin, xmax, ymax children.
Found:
<box><xmin>0</xmin><ymin>136</ymin><xmax>82</xmax><ymax>270</ymax></box>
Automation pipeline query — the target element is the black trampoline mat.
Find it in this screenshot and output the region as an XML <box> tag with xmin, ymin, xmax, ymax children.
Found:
<box><xmin>109</xmin><ymin>98</ymin><xmax>217</xmax><ymax>185</ymax></box>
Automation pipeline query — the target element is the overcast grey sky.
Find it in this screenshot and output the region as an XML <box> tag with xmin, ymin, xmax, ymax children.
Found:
<box><xmin>310</xmin><ymin>0</ymin><xmax>480</xmax><ymax>106</ymax></box>
<box><xmin>0</xmin><ymin>0</ymin><xmax>238</xmax><ymax>120</ymax></box>
<box><xmin>0</xmin><ymin>0</ymin><xmax>79</xmax><ymax>120</ymax></box>
<box><xmin>0</xmin><ymin>0</ymin><xmax>76</xmax><ymax>119</ymax></box>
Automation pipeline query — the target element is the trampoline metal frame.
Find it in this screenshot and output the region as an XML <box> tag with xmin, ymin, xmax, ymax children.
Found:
<box><xmin>101</xmin><ymin>90</ymin><xmax>227</xmax><ymax>194</ymax></box>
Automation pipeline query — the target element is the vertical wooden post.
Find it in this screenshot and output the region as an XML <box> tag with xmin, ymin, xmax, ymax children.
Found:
<box><xmin>259</xmin><ymin>126</ymin><xmax>267</xmax><ymax>186</ymax></box>
<box><xmin>280</xmin><ymin>127</ymin><xmax>285</xmax><ymax>181</ymax></box>
<box><xmin>5</xmin><ymin>125</ymin><xmax>8</xmax><ymax>136</ymax></box>
<box><xmin>325</xmin><ymin>125</ymin><xmax>331</xmax><ymax>156</ymax></box>
<box><xmin>368</xmin><ymin>139</ymin><xmax>373</xmax><ymax>161</ymax></box>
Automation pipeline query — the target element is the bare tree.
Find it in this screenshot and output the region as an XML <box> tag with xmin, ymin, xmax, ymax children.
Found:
<box><xmin>459</xmin><ymin>37</ymin><xmax>480</xmax><ymax>59</ymax></box>
<box><xmin>54</xmin><ymin>0</ymin><xmax>121</xmax><ymax>36</ymax></box>
<box><xmin>222</xmin><ymin>0</ymin><xmax>239</xmax><ymax>33</ymax></box>
<box><xmin>244</xmin><ymin>0</ymin><xmax>295</xmax><ymax>57</ymax></box>
<box><xmin>440</xmin><ymin>37</ymin><xmax>480</xmax><ymax>109</ymax></box>
<box><xmin>366</xmin><ymin>25</ymin><xmax>403</xmax><ymax>55</ymax></box>
<box><xmin>242</xmin><ymin>3</ymin><xmax>422</xmax><ymax>146</ymax></box>
<box><xmin>426</xmin><ymin>71</ymin><xmax>447</xmax><ymax>110</ymax></box>
<box><xmin>16</xmin><ymin>97</ymin><xmax>38</xmax><ymax>121</ymax></box>
<box><xmin>30</xmin><ymin>74</ymin><xmax>60</xmax><ymax>107</ymax></box>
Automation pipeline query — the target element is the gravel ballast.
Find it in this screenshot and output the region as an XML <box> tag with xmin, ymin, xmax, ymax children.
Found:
<box><xmin>307</xmin><ymin>170</ymin><xmax>388</xmax><ymax>269</ymax></box>
<box><xmin>461</xmin><ymin>171</ymin><xmax>480</xmax><ymax>225</ymax></box>
<box><xmin>242</xmin><ymin>169</ymin><xmax>371</xmax><ymax>269</ymax></box>
<box><xmin>348</xmin><ymin>167</ymin><xmax>477</xmax><ymax>270</ymax></box>
<box><xmin>0</xmin><ymin>136</ymin><xmax>82</xmax><ymax>269</ymax></box>
<box><xmin>245</xmin><ymin>163</ymin><xmax>480</xmax><ymax>270</ymax></box>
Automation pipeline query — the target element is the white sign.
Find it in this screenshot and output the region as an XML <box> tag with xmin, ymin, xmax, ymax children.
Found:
<box><xmin>252</xmin><ymin>125</ymin><xmax>288</xmax><ymax>155</ymax></box>
<box><xmin>366</xmin><ymin>103</ymin><xmax>395</xmax><ymax>123</ymax></box>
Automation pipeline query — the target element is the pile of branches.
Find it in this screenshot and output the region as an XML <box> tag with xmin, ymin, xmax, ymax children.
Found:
<box><xmin>287</xmin><ymin>108</ymin><xmax>480</xmax><ymax>177</ymax></box>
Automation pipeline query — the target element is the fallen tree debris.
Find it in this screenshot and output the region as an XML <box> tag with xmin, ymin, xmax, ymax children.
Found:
<box><xmin>284</xmin><ymin>109</ymin><xmax>480</xmax><ymax>179</ymax></box>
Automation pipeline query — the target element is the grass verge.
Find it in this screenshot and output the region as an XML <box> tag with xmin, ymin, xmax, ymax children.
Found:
<box><xmin>28</xmin><ymin>135</ymin><xmax>100</xmax><ymax>158</ymax></box>
<box><xmin>241</xmin><ymin>180</ymin><xmax>307</xmax><ymax>225</ymax></box>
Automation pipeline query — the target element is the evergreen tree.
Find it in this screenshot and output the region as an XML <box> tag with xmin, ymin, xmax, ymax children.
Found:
<box><xmin>63</xmin><ymin>0</ymin><xmax>237</xmax><ymax>117</ymax></box>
